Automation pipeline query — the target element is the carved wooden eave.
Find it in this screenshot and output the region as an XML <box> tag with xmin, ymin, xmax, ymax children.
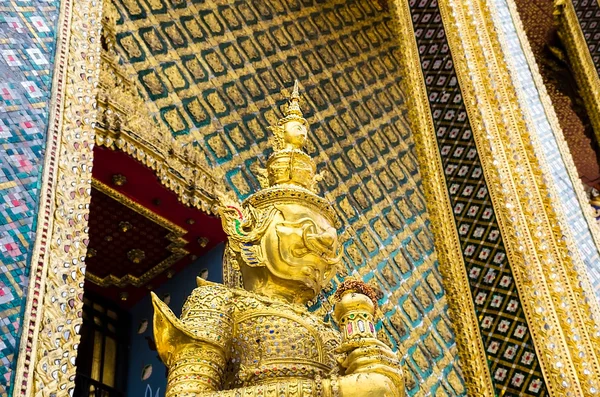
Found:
<box><xmin>95</xmin><ymin>18</ymin><xmax>220</xmax><ymax>214</ymax></box>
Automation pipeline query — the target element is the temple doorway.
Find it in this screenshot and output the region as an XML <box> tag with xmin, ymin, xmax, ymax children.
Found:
<box><xmin>72</xmin><ymin>145</ymin><xmax>226</xmax><ymax>396</ymax></box>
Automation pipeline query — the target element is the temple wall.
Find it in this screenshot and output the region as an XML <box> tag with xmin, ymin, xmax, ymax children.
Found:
<box><xmin>0</xmin><ymin>0</ymin><xmax>61</xmax><ymax>393</ymax></box>
<box><xmin>487</xmin><ymin>0</ymin><xmax>600</xmax><ymax>298</ymax></box>
<box><xmin>109</xmin><ymin>0</ymin><xmax>464</xmax><ymax>395</ymax></box>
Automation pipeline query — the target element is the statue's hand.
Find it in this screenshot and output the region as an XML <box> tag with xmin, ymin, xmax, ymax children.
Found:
<box><xmin>337</xmin><ymin>338</ymin><xmax>404</xmax><ymax>393</ymax></box>
<box><xmin>337</xmin><ymin>373</ymin><xmax>403</xmax><ymax>397</ymax></box>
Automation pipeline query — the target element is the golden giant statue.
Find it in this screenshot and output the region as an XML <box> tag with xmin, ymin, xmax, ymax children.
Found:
<box><xmin>151</xmin><ymin>82</ymin><xmax>405</xmax><ymax>397</ymax></box>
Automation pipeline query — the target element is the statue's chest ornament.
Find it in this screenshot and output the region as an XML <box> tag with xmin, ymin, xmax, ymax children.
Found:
<box><xmin>229</xmin><ymin>296</ymin><xmax>338</xmax><ymax>384</ymax></box>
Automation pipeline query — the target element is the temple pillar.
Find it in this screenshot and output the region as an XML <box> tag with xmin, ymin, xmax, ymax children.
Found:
<box><xmin>390</xmin><ymin>0</ymin><xmax>600</xmax><ymax>395</ymax></box>
<box><xmin>11</xmin><ymin>0</ymin><xmax>103</xmax><ymax>395</ymax></box>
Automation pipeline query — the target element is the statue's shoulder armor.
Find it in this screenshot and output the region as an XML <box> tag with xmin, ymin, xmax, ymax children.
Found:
<box><xmin>151</xmin><ymin>280</ymin><xmax>235</xmax><ymax>366</ymax></box>
<box><xmin>180</xmin><ymin>280</ymin><xmax>235</xmax><ymax>320</ymax></box>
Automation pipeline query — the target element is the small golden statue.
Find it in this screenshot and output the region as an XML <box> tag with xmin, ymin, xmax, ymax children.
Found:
<box><xmin>152</xmin><ymin>81</ymin><xmax>405</xmax><ymax>397</ymax></box>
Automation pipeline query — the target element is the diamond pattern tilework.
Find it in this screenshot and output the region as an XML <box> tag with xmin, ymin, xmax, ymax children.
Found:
<box><xmin>409</xmin><ymin>0</ymin><xmax>547</xmax><ymax>395</ymax></box>
<box><xmin>112</xmin><ymin>0</ymin><xmax>464</xmax><ymax>394</ymax></box>
<box><xmin>573</xmin><ymin>0</ymin><xmax>600</xmax><ymax>75</ymax></box>
<box><xmin>0</xmin><ymin>0</ymin><xmax>60</xmax><ymax>394</ymax></box>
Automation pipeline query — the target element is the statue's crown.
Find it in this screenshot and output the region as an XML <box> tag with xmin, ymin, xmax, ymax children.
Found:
<box><xmin>257</xmin><ymin>80</ymin><xmax>317</xmax><ymax>191</ymax></box>
<box><xmin>244</xmin><ymin>81</ymin><xmax>339</xmax><ymax>227</ymax></box>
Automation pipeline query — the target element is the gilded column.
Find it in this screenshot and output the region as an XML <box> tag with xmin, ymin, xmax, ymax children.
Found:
<box><xmin>390</xmin><ymin>0</ymin><xmax>600</xmax><ymax>395</ymax></box>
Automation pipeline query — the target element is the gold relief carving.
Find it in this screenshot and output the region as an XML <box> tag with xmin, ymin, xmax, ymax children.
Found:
<box><xmin>164</xmin><ymin>24</ymin><xmax>184</xmax><ymax>45</ymax></box>
<box><xmin>260</xmin><ymin>70</ymin><xmax>278</xmax><ymax>92</ymax></box>
<box><xmin>416</xmin><ymin>231</ymin><xmax>433</xmax><ymax>253</ymax></box>
<box><xmin>239</xmin><ymin>39</ymin><xmax>259</xmax><ymax>60</ymax></box>
<box><xmin>304</xmin><ymin>136</ymin><xmax>317</xmax><ymax>155</ymax></box>
<box><xmin>333</xmin><ymin>157</ymin><xmax>349</xmax><ymax>178</ymax></box>
<box><xmin>345</xmin><ymin>240</ymin><xmax>363</xmax><ymax>265</ymax></box>
<box><xmin>426</xmin><ymin>273</ymin><xmax>443</xmax><ymax>296</ymax></box>
<box><xmin>286</xmin><ymin>24</ymin><xmax>303</xmax><ymax>43</ymax></box>
<box><xmin>143</xmin><ymin>30</ymin><xmax>163</xmax><ymax>52</ymax></box>
<box><xmin>389</xmin><ymin>161</ymin><xmax>405</xmax><ymax>181</ymax></box>
<box><xmin>146</xmin><ymin>0</ymin><xmax>162</xmax><ymax>11</ymax></box>
<box><xmin>371</xmin><ymin>131</ymin><xmax>387</xmax><ymax>152</ymax></box>
<box><xmin>186</xmin><ymin>57</ymin><xmax>206</xmax><ymax>80</ymax></box>
<box><xmin>304</xmin><ymin>53</ymin><xmax>321</xmax><ymax>73</ymax></box>
<box><xmin>401</xmin><ymin>298</ymin><xmax>419</xmax><ymax>323</ymax></box>
<box><xmin>184</xmin><ymin>18</ymin><xmax>204</xmax><ymax>40</ymax></box>
<box><xmin>381</xmin><ymin>265</ymin><xmax>398</xmax><ymax>288</ymax></box>
<box><xmin>256</xmin><ymin>33</ymin><xmax>275</xmax><ymax>54</ymax></box>
<box><xmin>366</xmin><ymin>179</ymin><xmax>382</xmax><ymax>201</ymax></box>
<box><xmin>202</xmin><ymin>12</ymin><xmax>222</xmax><ymax>33</ymax></box>
<box><xmin>242</xmin><ymin>77</ymin><xmax>262</xmax><ymax>98</ymax></box>
<box><xmin>228</xmin><ymin>125</ymin><xmax>247</xmax><ymax>149</ymax></box>
<box><xmin>414</xmin><ymin>285</ymin><xmax>432</xmax><ymax>308</ymax></box>
<box><xmin>206</xmin><ymin>91</ymin><xmax>227</xmax><ymax>114</ymax></box>
<box><xmin>86</xmin><ymin>179</ymin><xmax>189</xmax><ymax>287</ymax></box>
<box><xmin>370</xmin><ymin>58</ymin><xmax>386</xmax><ymax>77</ymax></box>
<box><xmin>120</xmin><ymin>35</ymin><xmax>142</xmax><ymax>58</ymax></box>
<box><xmin>359</xmin><ymin>231</ymin><xmax>377</xmax><ymax>252</ymax></box>
<box><xmin>122</xmin><ymin>0</ymin><xmax>142</xmax><ymax>15</ymax></box>
<box><xmin>321</xmin><ymin>168</ymin><xmax>336</xmax><ymax>187</ymax></box>
<box><xmin>225</xmin><ymin>84</ymin><xmax>245</xmax><ymax>107</ymax></box>
<box><xmin>411</xmin><ymin>347</ymin><xmax>430</xmax><ymax>372</ymax></box>
<box><xmin>164</xmin><ymin>108</ymin><xmax>185</xmax><ymax>132</ymax></box>
<box><xmin>346</xmin><ymin>148</ymin><xmax>363</xmax><ymax>168</ymax></box>
<box><xmin>164</xmin><ymin>65</ymin><xmax>186</xmax><ymax>90</ymax></box>
<box><xmin>237</xmin><ymin>3</ymin><xmax>255</xmax><ymax>22</ymax></box>
<box><xmin>272</xmin><ymin>28</ymin><xmax>290</xmax><ymax>48</ymax></box>
<box><xmin>352</xmin><ymin>187</ymin><xmax>369</xmax><ymax>210</ymax></box>
<box><xmin>372</xmin><ymin>219</ymin><xmax>388</xmax><ymax>242</ymax></box>
<box><xmin>328</xmin><ymin>118</ymin><xmax>345</xmax><ymax>138</ymax></box>
<box><xmin>423</xmin><ymin>335</ymin><xmax>442</xmax><ymax>359</ymax></box>
<box><xmin>187</xmin><ymin>98</ymin><xmax>208</xmax><ymax>124</ymax></box>
<box><xmin>382</xmin><ymin>124</ymin><xmax>399</xmax><ymax>144</ymax></box>
<box><xmin>313</xmin><ymin>125</ymin><xmax>330</xmax><ymax>146</ymax></box>
<box><xmin>338</xmin><ymin>197</ymin><xmax>356</xmax><ymax>219</ymax></box>
<box><xmin>207</xmin><ymin>133</ymin><xmax>229</xmax><ymax>158</ymax></box>
<box><xmin>340</xmin><ymin>111</ymin><xmax>357</xmax><ymax>132</ymax></box>
<box><xmin>386</xmin><ymin>210</ymin><xmax>402</xmax><ymax>230</ymax></box>
<box><xmin>220</xmin><ymin>8</ymin><xmax>239</xmax><ymax>28</ymax></box>
<box><xmin>246</xmin><ymin>117</ymin><xmax>265</xmax><ymax>140</ymax></box>
<box><xmin>142</xmin><ymin>72</ymin><xmax>163</xmax><ymax>95</ymax></box>
<box><xmin>379</xmin><ymin>170</ymin><xmax>395</xmax><ymax>190</ymax></box>
<box><xmin>223</xmin><ymin>46</ymin><xmax>243</xmax><ymax>68</ymax></box>
<box><xmin>359</xmin><ymin>140</ymin><xmax>376</xmax><ymax>159</ymax></box>
<box><xmin>393</xmin><ymin>254</ymin><xmax>411</xmax><ymax>275</ymax></box>
<box><xmin>447</xmin><ymin>369</ymin><xmax>465</xmax><ymax>395</ymax></box>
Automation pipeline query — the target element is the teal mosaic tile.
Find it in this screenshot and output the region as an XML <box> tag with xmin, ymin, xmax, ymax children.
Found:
<box><xmin>0</xmin><ymin>0</ymin><xmax>61</xmax><ymax>393</ymax></box>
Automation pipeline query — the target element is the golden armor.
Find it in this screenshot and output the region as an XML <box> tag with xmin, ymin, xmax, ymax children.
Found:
<box><xmin>151</xmin><ymin>81</ymin><xmax>405</xmax><ymax>397</ymax></box>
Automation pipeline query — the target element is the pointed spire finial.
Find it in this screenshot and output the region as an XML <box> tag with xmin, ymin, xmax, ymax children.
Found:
<box><xmin>291</xmin><ymin>79</ymin><xmax>300</xmax><ymax>99</ymax></box>
<box><xmin>285</xmin><ymin>79</ymin><xmax>303</xmax><ymax>119</ymax></box>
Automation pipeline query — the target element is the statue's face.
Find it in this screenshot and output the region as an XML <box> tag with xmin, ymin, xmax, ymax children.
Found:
<box><xmin>283</xmin><ymin>120</ymin><xmax>307</xmax><ymax>148</ymax></box>
<box><xmin>261</xmin><ymin>203</ymin><xmax>340</xmax><ymax>296</ymax></box>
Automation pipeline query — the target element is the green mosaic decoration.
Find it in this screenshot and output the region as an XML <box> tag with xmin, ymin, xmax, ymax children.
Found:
<box><xmin>111</xmin><ymin>0</ymin><xmax>465</xmax><ymax>394</ymax></box>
